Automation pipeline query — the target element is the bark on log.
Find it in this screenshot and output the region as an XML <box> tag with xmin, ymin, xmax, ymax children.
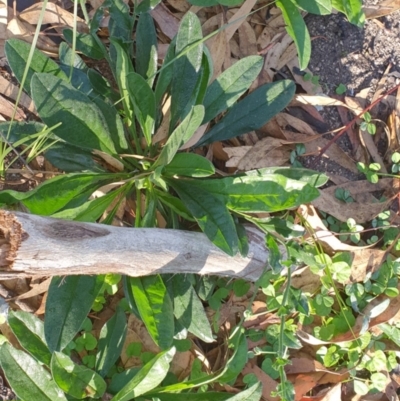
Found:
<box><xmin>0</xmin><ymin>211</ymin><xmax>270</xmax><ymax>281</ymax></box>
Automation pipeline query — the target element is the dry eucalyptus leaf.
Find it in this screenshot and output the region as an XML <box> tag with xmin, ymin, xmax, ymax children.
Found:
<box><xmin>92</xmin><ymin>149</ymin><xmax>124</xmax><ymax>171</ymax></box>
<box><xmin>225</xmin><ymin>0</ymin><xmax>257</xmax><ymax>42</ymax></box>
<box><xmin>277</xmin><ymin>112</ymin><xmax>317</xmax><ymax>136</ymax></box>
<box><xmin>238</xmin><ymin>21</ymin><xmax>257</xmax><ymax>57</ymax></box>
<box><xmin>224</xmin><ymin>146</ymin><xmax>252</xmax><ymax>168</ymax></box>
<box><xmin>19</xmin><ymin>2</ymin><xmax>86</xmax><ymax>31</ymax></box>
<box><xmin>311</xmin><ymin>188</ymin><xmax>391</xmax><ymax>224</ymax></box>
<box><xmin>0</xmin><ymin>94</ymin><xmax>26</xmax><ymax>120</ymax></box>
<box><xmin>151</xmin><ymin>2</ymin><xmax>180</xmax><ymax>40</ymax></box>
<box><xmin>7</xmin><ymin>15</ymin><xmax>59</xmax><ymax>54</ymax></box>
<box><xmin>237</xmin><ymin>137</ymin><xmax>292</xmax><ymax>170</ymax></box>
<box><xmin>363</xmin><ymin>0</ymin><xmax>400</xmax><ymax>19</ymax></box>
<box><xmin>264</xmin><ymin>33</ymin><xmax>292</xmax><ymax>80</ymax></box>
<box><xmin>0</xmin><ymin>75</ymin><xmax>35</xmax><ymax>113</ymax></box>
<box><xmin>166</xmin><ymin>0</ymin><xmax>191</xmax><ymax>12</ymax></box>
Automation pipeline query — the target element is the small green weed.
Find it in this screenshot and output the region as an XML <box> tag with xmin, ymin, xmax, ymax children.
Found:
<box><xmin>360</xmin><ymin>112</ymin><xmax>377</xmax><ymax>135</ymax></box>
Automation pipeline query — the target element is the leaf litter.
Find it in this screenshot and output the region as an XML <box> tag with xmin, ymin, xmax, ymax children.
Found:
<box><xmin>2</xmin><ymin>0</ymin><xmax>400</xmax><ymax>400</ymax></box>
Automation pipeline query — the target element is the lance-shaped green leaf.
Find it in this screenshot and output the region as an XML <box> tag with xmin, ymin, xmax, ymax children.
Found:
<box><xmin>88</xmin><ymin>69</ymin><xmax>120</xmax><ymax>103</ymax></box>
<box><xmin>149</xmin><ymin>329</ymin><xmax>247</xmax><ymax>394</ymax></box>
<box><xmin>95</xmin><ymin>307</ymin><xmax>127</xmax><ymax>377</ymax></box>
<box><xmin>0</xmin><ymin>172</ymin><xmax>128</xmax><ymax>215</ymax></box>
<box><xmin>127</xmin><ymin>71</ymin><xmax>156</xmax><ymax>145</ymax></box>
<box><xmin>45</xmin><ymin>275</ymin><xmax>105</xmax><ymax>352</ymax></box>
<box><xmin>154</xmin><ymin>105</ymin><xmax>204</xmax><ymax>168</ymax></box>
<box><xmin>31</xmin><ymin>73</ymin><xmax>117</xmax><ymax>154</ymax></box>
<box><xmin>8</xmin><ymin>311</ymin><xmax>52</xmax><ymax>366</ymax></box>
<box><xmin>202</xmin><ymin>55</ymin><xmax>263</xmax><ymax>123</ymax></box>
<box><xmin>172</xmin><ymin>275</ymin><xmax>213</xmax><ymax>342</ymax></box>
<box><xmin>51</xmin><ymin>352</ymin><xmax>106</xmax><ymax>399</ymax></box>
<box><xmin>127</xmin><ymin>275</ymin><xmax>174</xmax><ymax>349</ymax></box>
<box><xmin>51</xmin><ymin>183</ymin><xmax>130</xmax><ymax>222</ymax></box>
<box><xmin>109</xmin><ymin>39</ymin><xmax>135</xmax><ymax>130</ymax></box>
<box><xmin>0</xmin><ymin>343</ymin><xmax>67</xmax><ymax>401</ymax></box>
<box><xmin>276</xmin><ymin>0</ymin><xmax>311</xmax><ymax>70</ymax></box>
<box><xmin>146</xmin><ymin>393</ymin><xmax>231</xmax><ymax>401</ymax></box>
<box><xmin>226</xmin><ymin>382</ymin><xmax>262</xmax><ymax>401</ymax></box>
<box><xmin>196</xmin><ymin>80</ymin><xmax>295</xmax><ymax>147</ymax></box>
<box><xmin>0</xmin><ymin>121</ymin><xmax>46</xmax><ymax>144</ymax></box>
<box><xmin>111</xmin><ymin>347</ymin><xmax>176</xmax><ymax>401</ymax></box>
<box><xmin>108</xmin><ymin>0</ymin><xmax>134</xmax><ymax>44</ymax></box>
<box><xmin>218</xmin><ymin>330</ymin><xmax>248</xmax><ymax>383</ymax></box>
<box><xmin>5</xmin><ymin>38</ymin><xmax>67</xmax><ymax>96</ymax></box>
<box><xmin>168</xmin><ymin>178</ymin><xmax>239</xmax><ymax>255</ymax></box>
<box><xmin>180</xmin><ymin>173</ymin><xmax>320</xmax><ymax>213</ymax></box>
<box><xmin>294</xmin><ymin>0</ymin><xmax>331</xmax><ymax>14</ymax></box>
<box><xmin>163</xmin><ymin>153</ymin><xmax>215</xmax><ymax>177</ymax></box>
<box><xmin>135</xmin><ymin>0</ymin><xmax>162</xmax><ymax>13</ymax></box>
<box><xmin>63</xmin><ymin>29</ymin><xmax>107</xmax><ymax>60</ymax></box>
<box><xmin>59</xmin><ymin>42</ymin><xmax>88</xmax><ymax>72</ymax></box>
<box><xmin>45</xmin><ymin>143</ymin><xmax>106</xmax><ymax>173</ymax></box>
<box><xmin>152</xmin><ymin>383</ymin><xmax>261</xmax><ymax>401</ymax></box>
<box><xmin>332</xmin><ymin>0</ymin><xmax>364</xmax><ymax>26</ymax></box>
<box><xmin>170</xmin><ymin>12</ymin><xmax>203</xmax><ymax>128</ymax></box>
<box><xmin>187</xmin><ymin>49</ymin><xmax>213</xmax><ymax>112</ymax></box>
<box><xmin>136</xmin><ymin>12</ymin><xmax>158</xmax><ymax>86</ymax></box>
<box><xmin>245</xmin><ymin>167</ymin><xmax>328</xmax><ymax>188</ymax></box>
<box><xmin>155</xmin><ymin>37</ymin><xmax>175</xmax><ymax>104</ymax></box>
<box><xmin>59</xmin><ymin>65</ymin><xmax>93</xmax><ymax>96</ymax></box>
<box><xmin>154</xmin><ymin>189</ymin><xmax>195</xmax><ymax>221</ymax></box>
<box><xmin>92</xmin><ymin>97</ymin><xmax>128</xmax><ymax>151</ymax></box>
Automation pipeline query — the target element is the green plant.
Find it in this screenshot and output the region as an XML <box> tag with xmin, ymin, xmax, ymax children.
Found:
<box><xmin>391</xmin><ymin>151</ymin><xmax>400</xmax><ymax>173</ymax></box>
<box><xmin>360</xmin><ymin>112</ymin><xmax>377</xmax><ymax>135</ymax></box>
<box><xmin>335</xmin><ymin>83</ymin><xmax>347</xmax><ymax>95</ymax></box>
<box><xmin>0</xmin><ymin>2</ymin><xmax>332</xmax><ymax>400</ymax></box>
<box><xmin>290</xmin><ymin>143</ymin><xmax>306</xmax><ymax>167</ymax></box>
<box><xmin>335</xmin><ymin>187</ymin><xmax>354</xmax><ymax>203</ymax></box>
<box><xmin>303</xmin><ymin>72</ymin><xmax>320</xmax><ymax>86</ymax></box>
<box><xmin>357</xmin><ymin>162</ymin><xmax>381</xmax><ymax>183</ymax></box>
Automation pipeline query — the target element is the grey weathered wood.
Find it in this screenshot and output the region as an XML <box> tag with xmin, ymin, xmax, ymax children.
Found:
<box><xmin>0</xmin><ymin>211</ymin><xmax>269</xmax><ymax>281</ymax></box>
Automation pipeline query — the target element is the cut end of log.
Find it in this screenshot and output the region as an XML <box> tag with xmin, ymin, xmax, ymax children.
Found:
<box><xmin>0</xmin><ymin>211</ymin><xmax>28</xmax><ymax>269</ymax></box>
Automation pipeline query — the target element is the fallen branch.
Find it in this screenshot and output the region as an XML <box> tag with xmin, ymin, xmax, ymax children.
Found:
<box><xmin>0</xmin><ymin>211</ymin><xmax>269</xmax><ymax>281</ymax></box>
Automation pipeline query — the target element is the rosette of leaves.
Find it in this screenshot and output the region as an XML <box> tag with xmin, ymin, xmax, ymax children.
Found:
<box><xmin>1</xmin><ymin>3</ymin><xmax>327</xmax><ymax>256</ymax></box>
<box><xmin>0</xmin><ymin>3</ymin><xmax>332</xmax><ymax>399</ymax></box>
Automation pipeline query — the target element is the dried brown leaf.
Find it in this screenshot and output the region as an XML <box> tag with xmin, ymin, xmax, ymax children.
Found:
<box><xmin>0</xmin><ymin>75</ymin><xmax>35</xmax><ymax>113</ymax></box>
<box><xmin>0</xmin><ymin>94</ymin><xmax>26</xmax><ymax>120</ymax></box>
<box><xmin>19</xmin><ymin>2</ymin><xmax>86</xmax><ymax>31</ymax></box>
<box><xmin>12</xmin><ymin>278</ymin><xmax>52</xmax><ymax>301</ymax></box>
<box><xmin>6</xmin><ymin>16</ymin><xmax>59</xmax><ymax>54</ymax></box>
<box><xmin>151</xmin><ymin>2</ymin><xmax>180</xmax><ymax>40</ymax></box>
<box><xmin>224</xmin><ymin>146</ymin><xmax>252</xmax><ymax>168</ymax></box>
<box><xmin>311</xmin><ymin>187</ymin><xmax>391</xmax><ymax>223</ymax></box>
<box><xmin>167</xmin><ymin>0</ymin><xmax>191</xmax><ymax>12</ymax></box>
<box><xmin>236</xmin><ymin>137</ymin><xmax>292</xmax><ymax>170</ymax></box>
<box><xmin>238</xmin><ymin>21</ymin><xmax>257</xmax><ymax>57</ymax></box>
<box><xmin>263</xmin><ymin>33</ymin><xmax>292</xmax><ymax>80</ymax></box>
<box><xmin>363</xmin><ymin>0</ymin><xmax>400</xmax><ymax>19</ymax></box>
<box><xmin>225</xmin><ymin>0</ymin><xmax>257</xmax><ymax>42</ymax></box>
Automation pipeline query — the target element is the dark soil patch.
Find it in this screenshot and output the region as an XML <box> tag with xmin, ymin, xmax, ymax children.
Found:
<box><xmin>301</xmin><ymin>2</ymin><xmax>400</xmax><ymax>180</ymax></box>
<box><xmin>306</xmin><ymin>2</ymin><xmax>400</xmax><ymax>96</ymax></box>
